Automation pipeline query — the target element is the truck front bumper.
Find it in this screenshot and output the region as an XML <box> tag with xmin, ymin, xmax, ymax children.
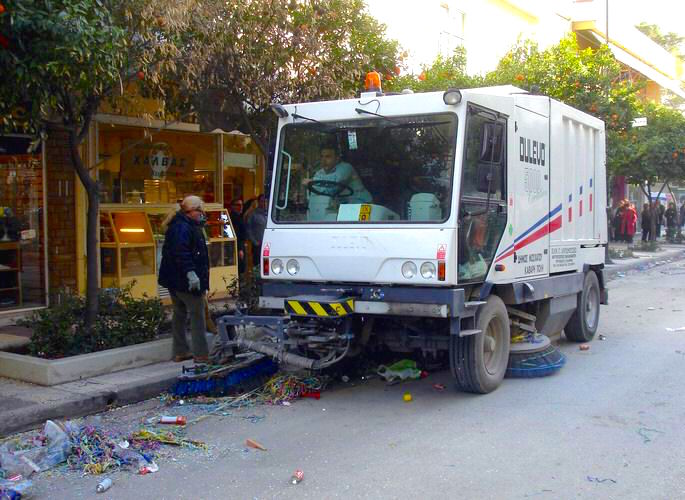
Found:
<box><xmin>259</xmin><ymin>282</ymin><xmax>465</xmax><ymax>319</ymax></box>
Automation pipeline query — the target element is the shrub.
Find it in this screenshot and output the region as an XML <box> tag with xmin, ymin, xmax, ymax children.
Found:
<box><xmin>20</xmin><ymin>284</ymin><xmax>164</xmax><ymax>359</ymax></box>
<box><xmin>633</xmin><ymin>240</ymin><xmax>660</xmax><ymax>252</ymax></box>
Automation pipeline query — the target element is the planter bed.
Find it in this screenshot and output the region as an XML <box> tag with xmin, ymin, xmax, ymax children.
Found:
<box><xmin>0</xmin><ymin>338</ymin><xmax>172</xmax><ymax>386</ymax></box>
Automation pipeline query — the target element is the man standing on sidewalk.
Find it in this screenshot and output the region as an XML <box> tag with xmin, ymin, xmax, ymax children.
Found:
<box><xmin>158</xmin><ymin>195</ymin><xmax>210</xmax><ymax>363</ymax></box>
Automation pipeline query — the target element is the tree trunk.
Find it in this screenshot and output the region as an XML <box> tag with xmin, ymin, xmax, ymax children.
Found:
<box><xmin>85</xmin><ymin>189</ymin><xmax>100</xmax><ymax>330</ymax></box>
<box><xmin>67</xmin><ymin>130</ymin><xmax>100</xmax><ymax>332</ymax></box>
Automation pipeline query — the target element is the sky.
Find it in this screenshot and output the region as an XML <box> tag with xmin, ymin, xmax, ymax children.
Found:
<box><xmin>615</xmin><ymin>0</ymin><xmax>685</xmax><ymax>38</ymax></box>
<box><xmin>365</xmin><ymin>0</ymin><xmax>685</xmax><ymax>74</ymax></box>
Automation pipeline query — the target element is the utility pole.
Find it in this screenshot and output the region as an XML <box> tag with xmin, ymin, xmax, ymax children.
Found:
<box><xmin>605</xmin><ymin>0</ymin><xmax>609</xmax><ymax>45</ymax></box>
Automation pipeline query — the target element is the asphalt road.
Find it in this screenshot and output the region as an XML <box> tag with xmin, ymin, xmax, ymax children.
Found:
<box><xmin>27</xmin><ymin>258</ymin><xmax>685</xmax><ymax>499</ymax></box>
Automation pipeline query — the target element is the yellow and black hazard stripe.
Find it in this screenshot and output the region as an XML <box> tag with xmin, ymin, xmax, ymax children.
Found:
<box><xmin>285</xmin><ymin>298</ymin><xmax>355</xmax><ymax>317</ymax></box>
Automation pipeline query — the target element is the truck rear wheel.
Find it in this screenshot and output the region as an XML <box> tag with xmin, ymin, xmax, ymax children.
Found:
<box><xmin>565</xmin><ymin>271</ymin><xmax>600</xmax><ymax>342</ymax></box>
<box><xmin>450</xmin><ymin>295</ymin><xmax>510</xmax><ymax>394</ymax></box>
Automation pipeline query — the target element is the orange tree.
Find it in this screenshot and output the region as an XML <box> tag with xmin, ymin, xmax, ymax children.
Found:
<box><xmin>0</xmin><ymin>0</ymin><xmax>197</xmax><ymax>330</ymax></box>
<box><xmin>384</xmin><ymin>46</ymin><xmax>482</xmax><ymax>93</ymax></box>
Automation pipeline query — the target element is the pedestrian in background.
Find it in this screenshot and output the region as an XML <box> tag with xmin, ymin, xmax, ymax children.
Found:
<box><xmin>245</xmin><ymin>194</ymin><xmax>268</xmax><ymax>268</ymax></box>
<box><xmin>620</xmin><ymin>201</ymin><xmax>637</xmax><ymax>244</ymax></box>
<box><xmin>613</xmin><ymin>200</ymin><xmax>627</xmax><ymax>241</ymax></box>
<box><xmin>665</xmin><ymin>201</ymin><xmax>678</xmax><ymax>243</ymax></box>
<box><xmin>679</xmin><ymin>200</ymin><xmax>685</xmax><ymax>230</ymax></box>
<box><xmin>641</xmin><ymin>202</ymin><xmax>652</xmax><ymax>242</ymax></box>
<box><xmin>229</xmin><ymin>198</ymin><xmax>247</xmax><ymax>274</ymax></box>
<box><xmin>654</xmin><ymin>200</ymin><xmax>665</xmax><ymax>238</ymax></box>
<box><xmin>158</xmin><ymin>195</ymin><xmax>210</xmax><ymax>363</ymax></box>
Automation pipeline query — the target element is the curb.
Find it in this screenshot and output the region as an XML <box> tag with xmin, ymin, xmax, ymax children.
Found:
<box><xmin>603</xmin><ymin>247</ymin><xmax>685</xmax><ymax>281</ymax></box>
<box><xmin>0</xmin><ymin>371</ymin><xmax>178</xmax><ymax>437</ymax></box>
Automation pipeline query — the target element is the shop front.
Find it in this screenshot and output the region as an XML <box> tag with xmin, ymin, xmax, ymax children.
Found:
<box><xmin>0</xmin><ymin>135</ymin><xmax>47</xmax><ymax>314</ymax></box>
<box><xmin>95</xmin><ymin>119</ymin><xmax>242</xmax><ymax>300</ymax></box>
<box><xmin>0</xmin><ymin>117</ymin><xmax>266</xmax><ymax>314</ymax></box>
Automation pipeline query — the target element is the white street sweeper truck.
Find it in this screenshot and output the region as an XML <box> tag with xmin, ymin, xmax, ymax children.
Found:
<box><xmin>218</xmin><ymin>78</ymin><xmax>608</xmax><ymax>394</ymax></box>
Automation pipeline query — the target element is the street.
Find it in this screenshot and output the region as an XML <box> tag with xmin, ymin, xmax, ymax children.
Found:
<box><xmin>23</xmin><ymin>257</ymin><xmax>685</xmax><ymax>499</ymax></box>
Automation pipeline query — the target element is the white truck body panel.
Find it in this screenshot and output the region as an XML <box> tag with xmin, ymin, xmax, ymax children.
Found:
<box><xmin>263</xmin><ymin>87</ymin><xmax>606</xmax><ymax>288</ymax></box>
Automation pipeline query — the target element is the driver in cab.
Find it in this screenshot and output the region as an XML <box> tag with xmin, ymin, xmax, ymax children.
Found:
<box><xmin>305</xmin><ymin>144</ymin><xmax>371</xmax><ymax>220</ymax></box>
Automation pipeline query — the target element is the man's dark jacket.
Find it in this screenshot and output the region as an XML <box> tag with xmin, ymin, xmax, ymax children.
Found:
<box><xmin>158</xmin><ymin>212</ymin><xmax>210</xmax><ymax>293</ymax></box>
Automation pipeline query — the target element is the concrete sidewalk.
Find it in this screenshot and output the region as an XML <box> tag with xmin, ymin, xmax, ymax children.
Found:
<box><xmin>0</xmin><ymin>361</ymin><xmax>180</xmax><ymax>437</ymax></box>
<box><xmin>603</xmin><ymin>242</ymin><xmax>685</xmax><ymax>280</ymax></box>
<box><xmin>1</xmin><ymin>243</ymin><xmax>684</xmax><ymax>438</ymax></box>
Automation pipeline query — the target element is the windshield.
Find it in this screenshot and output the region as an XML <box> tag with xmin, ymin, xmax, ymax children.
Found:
<box><xmin>272</xmin><ymin>113</ymin><xmax>458</xmax><ymax>223</ymax></box>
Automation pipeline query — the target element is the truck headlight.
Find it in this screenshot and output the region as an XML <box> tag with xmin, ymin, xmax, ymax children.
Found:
<box><xmin>401</xmin><ymin>261</ymin><xmax>417</xmax><ymax>279</ymax></box>
<box><xmin>420</xmin><ymin>262</ymin><xmax>436</xmax><ymax>279</ymax></box>
<box><xmin>271</xmin><ymin>259</ymin><xmax>283</xmax><ymax>275</ymax></box>
<box><xmin>286</xmin><ymin>259</ymin><xmax>300</xmax><ymax>275</ymax></box>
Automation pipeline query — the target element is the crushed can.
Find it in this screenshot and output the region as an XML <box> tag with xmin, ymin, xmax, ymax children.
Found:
<box><xmin>291</xmin><ymin>469</ymin><xmax>304</xmax><ymax>484</ymax></box>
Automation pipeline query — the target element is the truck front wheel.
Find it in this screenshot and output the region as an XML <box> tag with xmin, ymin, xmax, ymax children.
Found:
<box><xmin>450</xmin><ymin>295</ymin><xmax>510</xmax><ymax>394</ymax></box>
<box><xmin>565</xmin><ymin>271</ymin><xmax>600</xmax><ymax>342</ymax></box>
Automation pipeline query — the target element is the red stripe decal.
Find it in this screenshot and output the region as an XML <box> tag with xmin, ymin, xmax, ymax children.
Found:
<box><xmin>549</xmin><ymin>215</ymin><xmax>562</xmax><ymax>233</ymax></box>
<box><xmin>495</xmin><ymin>213</ymin><xmax>563</xmax><ymax>263</ymax></box>
<box><xmin>589</xmin><ymin>193</ymin><xmax>593</xmax><ymax>212</ymax></box>
<box><xmin>515</xmin><ymin>222</ymin><xmax>549</xmax><ymax>251</ymax></box>
<box><xmin>568</xmin><ymin>207</ymin><xmax>572</xmax><ymax>222</ymax></box>
<box><xmin>579</xmin><ymin>199</ymin><xmax>583</xmax><ymax>217</ymax></box>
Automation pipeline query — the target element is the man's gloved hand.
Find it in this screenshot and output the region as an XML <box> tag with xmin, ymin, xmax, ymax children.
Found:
<box><xmin>186</xmin><ymin>271</ymin><xmax>201</xmax><ymax>292</ymax></box>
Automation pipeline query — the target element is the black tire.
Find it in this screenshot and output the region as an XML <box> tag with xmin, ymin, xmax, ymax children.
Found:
<box><xmin>450</xmin><ymin>295</ymin><xmax>510</xmax><ymax>394</ymax></box>
<box><xmin>565</xmin><ymin>271</ymin><xmax>600</xmax><ymax>342</ymax></box>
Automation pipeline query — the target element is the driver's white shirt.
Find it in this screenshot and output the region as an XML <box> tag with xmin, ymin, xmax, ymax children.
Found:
<box><xmin>312</xmin><ymin>161</ymin><xmax>371</xmax><ymax>203</ymax></box>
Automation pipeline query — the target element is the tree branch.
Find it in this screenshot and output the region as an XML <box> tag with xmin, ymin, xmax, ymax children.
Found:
<box><xmin>232</xmin><ymin>92</ymin><xmax>266</xmax><ymax>158</ymax></box>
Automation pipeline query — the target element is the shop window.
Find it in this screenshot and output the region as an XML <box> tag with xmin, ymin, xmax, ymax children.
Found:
<box><xmin>0</xmin><ymin>145</ymin><xmax>46</xmax><ymax>309</ymax></box>
<box><xmin>98</xmin><ymin>126</ymin><xmax>218</xmax><ymax>205</ymax></box>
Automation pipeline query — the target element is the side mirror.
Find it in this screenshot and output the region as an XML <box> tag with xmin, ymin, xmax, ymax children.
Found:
<box><xmin>479</xmin><ymin>123</ymin><xmax>504</xmax><ymax>164</ymax></box>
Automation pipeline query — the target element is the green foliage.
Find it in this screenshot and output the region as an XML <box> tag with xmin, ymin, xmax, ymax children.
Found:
<box><xmin>19</xmin><ymin>285</ymin><xmax>164</xmax><ymax>359</ymax></box>
<box><xmin>612</xmin><ymin>102</ymin><xmax>685</xmax><ymax>192</ymax></box>
<box><xmin>632</xmin><ymin>240</ymin><xmax>660</xmax><ymax>252</ymax></box>
<box><xmin>223</xmin><ymin>273</ymin><xmax>261</xmax><ymax>314</ymax></box>
<box><xmin>177</xmin><ymin>0</ymin><xmax>403</xmax><ymax>154</ymax></box>
<box><xmin>385</xmin><ymin>46</ymin><xmax>482</xmax><ymax>93</ymax></box>
<box><xmin>0</xmin><ymin>0</ymin><xmax>128</xmax><ymax>134</ymax></box>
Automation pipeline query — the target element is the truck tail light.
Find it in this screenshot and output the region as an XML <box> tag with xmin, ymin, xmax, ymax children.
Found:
<box><xmin>438</xmin><ymin>261</ymin><xmax>446</xmax><ymax>281</ymax></box>
<box><xmin>263</xmin><ymin>257</ymin><xmax>269</xmax><ymax>276</ymax></box>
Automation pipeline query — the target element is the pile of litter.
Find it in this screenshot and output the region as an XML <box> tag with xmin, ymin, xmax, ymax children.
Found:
<box><xmin>0</xmin><ymin>414</ymin><xmax>210</xmax><ymax>497</ymax></box>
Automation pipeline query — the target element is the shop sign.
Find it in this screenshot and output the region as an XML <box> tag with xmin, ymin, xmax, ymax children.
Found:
<box><xmin>224</xmin><ymin>152</ymin><xmax>256</xmax><ymax>170</ymax></box>
<box><xmin>123</xmin><ymin>142</ymin><xmax>193</xmax><ymax>180</ymax></box>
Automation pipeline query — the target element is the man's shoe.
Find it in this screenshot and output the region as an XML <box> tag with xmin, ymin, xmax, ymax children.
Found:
<box><xmin>193</xmin><ymin>356</ymin><xmax>210</xmax><ymax>364</ymax></box>
<box><xmin>174</xmin><ymin>354</ymin><xmax>193</xmax><ymax>362</ymax></box>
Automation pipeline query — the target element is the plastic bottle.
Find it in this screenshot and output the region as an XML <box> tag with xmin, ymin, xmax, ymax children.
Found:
<box><xmin>96</xmin><ymin>478</ymin><xmax>112</xmax><ymax>493</ymax></box>
<box><xmin>291</xmin><ymin>469</ymin><xmax>304</xmax><ymax>484</ymax></box>
<box><xmin>159</xmin><ymin>416</ymin><xmax>187</xmax><ymax>425</ymax></box>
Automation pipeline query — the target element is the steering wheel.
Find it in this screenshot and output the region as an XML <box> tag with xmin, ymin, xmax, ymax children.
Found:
<box><xmin>307</xmin><ymin>179</ymin><xmax>353</xmax><ymax>197</ymax></box>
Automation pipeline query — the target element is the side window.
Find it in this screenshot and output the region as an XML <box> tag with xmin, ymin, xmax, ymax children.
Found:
<box><xmin>458</xmin><ymin>105</ymin><xmax>507</xmax><ymax>283</ymax></box>
<box><xmin>462</xmin><ymin>108</ymin><xmax>505</xmax><ymax>200</ymax></box>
